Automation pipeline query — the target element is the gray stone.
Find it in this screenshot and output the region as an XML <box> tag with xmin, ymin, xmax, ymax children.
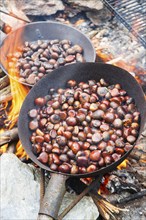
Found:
<box><xmin>60</xmin><ymin>193</ymin><xmax>99</xmax><ymax>219</ymax></box>
<box><xmin>65</xmin><ymin>0</ymin><xmax>103</xmax><ymax>11</ymax></box>
<box><xmin>0</xmin><ymin>153</ymin><xmax>99</xmax><ymax>220</ymax></box>
<box><xmin>3</xmin><ymin>0</ymin><xmax>65</xmax><ymax>16</ymax></box>
<box><xmin>0</xmin><ymin>153</ymin><xmax>40</xmax><ymax>220</ymax></box>
<box><xmin>86</xmin><ymin>8</ymin><xmax>112</xmax><ymax>25</ymax></box>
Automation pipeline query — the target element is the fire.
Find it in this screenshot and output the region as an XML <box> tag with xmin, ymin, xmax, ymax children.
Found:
<box><xmin>7</xmin><ymin>68</ymin><xmax>29</xmax><ymax>129</ymax></box>
<box><xmin>0</xmin><ymin>26</ymin><xmax>29</xmax><ymax>157</ymax></box>
<box><xmin>15</xmin><ymin>141</ymin><xmax>29</xmax><ymax>160</ymax></box>
<box><xmin>117</xmin><ymin>159</ymin><xmax>128</xmax><ymax>170</ymax></box>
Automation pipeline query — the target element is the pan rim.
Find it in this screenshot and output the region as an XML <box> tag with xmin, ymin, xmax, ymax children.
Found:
<box><xmin>0</xmin><ymin>21</ymin><xmax>96</xmax><ymax>87</ymax></box>
<box><xmin>18</xmin><ymin>62</ymin><xmax>146</xmax><ymax>178</ymax></box>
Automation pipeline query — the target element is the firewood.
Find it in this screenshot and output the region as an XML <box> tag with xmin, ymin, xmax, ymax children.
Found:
<box><xmin>0</xmin><ymin>85</ymin><xmax>12</xmax><ymax>103</ymax></box>
<box><xmin>0</xmin><ymin>127</ymin><xmax>18</xmax><ymax>146</ymax></box>
<box><xmin>6</xmin><ymin>141</ymin><xmax>17</xmax><ymax>153</ymax></box>
<box><xmin>118</xmin><ymin>190</ymin><xmax>146</xmax><ymax>204</ymax></box>
<box><xmin>0</xmin><ymin>75</ymin><xmax>10</xmax><ymax>90</ymax></box>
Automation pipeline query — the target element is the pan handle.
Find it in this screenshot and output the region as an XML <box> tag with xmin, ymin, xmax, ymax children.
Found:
<box><xmin>38</xmin><ymin>173</ymin><xmax>68</xmax><ymax>220</ymax></box>
<box><xmin>0</xmin><ymin>30</ymin><xmax>6</xmax><ymax>45</ymax></box>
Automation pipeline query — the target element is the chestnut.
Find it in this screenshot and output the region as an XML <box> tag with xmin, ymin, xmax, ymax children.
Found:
<box><xmin>77</xmin><ymin>156</ymin><xmax>88</xmax><ymax>167</ymax></box>
<box><xmin>87</xmin><ymin>164</ymin><xmax>97</xmax><ymax>173</ymax></box>
<box><xmin>28</xmin><ymin>109</ymin><xmax>38</xmax><ymax>118</ymax></box>
<box><xmin>35</xmin><ymin>97</ymin><xmax>46</xmax><ymax>106</ymax></box>
<box><xmin>70</xmin><ymin>142</ymin><xmax>80</xmax><ymax>154</ymax></box>
<box><xmin>58</xmin><ymin>164</ymin><xmax>71</xmax><ymax>173</ymax></box>
<box><xmin>37</xmin><ymin>152</ymin><xmax>48</xmax><ymax>163</ymax></box>
<box><xmin>66</xmin><ymin>117</ymin><xmax>77</xmax><ymax>126</ymax></box>
<box><xmin>29</xmin><ymin>120</ymin><xmax>38</xmax><ymax>130</ymax></box>
<box><xmin>104</xmin><ymin>112</ymin><xmax>115</xmax><ymax>123</ymax></box>
<box><xmin>71</xmin><ymin>165</ymin><xmax>79</xmax><ymax>174</ymax></box>
<box><xmin>90</xmin><ymin>150</ymin><xmax>101</xmax><ymax>161</ymax></box>
<box><xmin>92</xmin><ymin>110</ymin><xmax>104</xmax><ymax>119</ymax></box>
<box><xmin>92</xmin><ymin>132</ymin><xmax>102</xmax><ymax>143</ymax></box>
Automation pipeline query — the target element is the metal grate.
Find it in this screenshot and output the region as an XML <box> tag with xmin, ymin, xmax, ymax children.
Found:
<box><xmin>102</xmin><ymin>0</ymin><xmax>146</xmax><ymax>48</ymax></box>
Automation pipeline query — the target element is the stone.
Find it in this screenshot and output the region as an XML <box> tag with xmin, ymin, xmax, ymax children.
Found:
<box><xmin>0</xmin><ymin>153</ymin><xmax>99</xmax><ymax>220</ymax></box>
<box><xmin>0</xmin><ymin>153</ymin><xmax>40</xmax><ymax>220</ymax></box>
<box><xmin>65</xmin><ymin>0</ymin><xmax>103</xmax><ymax>11</ymax></box>
<box><xmin>86</xmin><ymin>8</ymin><xmax>112</xmax><ymax>25</ymax></box>
<box><xmin>59</xmin><ymin>192</ymin><xmax>99</xmax><ymax>220</ymax></box>
<box><xmin>3</xmin><ymin>0</ymin><xmax>65</xmax><ymax>16</ymax></box>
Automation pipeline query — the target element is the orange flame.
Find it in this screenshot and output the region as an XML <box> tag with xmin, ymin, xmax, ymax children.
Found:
<box><xmin>0</xmin><ymin>26</ymin><xmax>29</xmax><ymax>157</ymax></box>
<box><xmin>117</xmin><ymin>159</ymin><xmax>128</xmax><ymax>170</ymax></box>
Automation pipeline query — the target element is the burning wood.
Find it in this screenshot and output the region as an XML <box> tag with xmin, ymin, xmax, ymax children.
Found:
<box><xmin>0</xmin><ymin>127</ymin><xmax>18</xmax><ymax>146</ymax></box>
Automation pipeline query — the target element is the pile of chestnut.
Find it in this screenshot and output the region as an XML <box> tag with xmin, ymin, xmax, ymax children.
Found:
<box><xmin>7</xmin><ymin>39</ymin><xmax>84</xmax><ymax>85</ymax></box>
<box><xmin>28</xmin><ymin>78</ymin><xmax>140</xmax><ymax>174</ymax></box>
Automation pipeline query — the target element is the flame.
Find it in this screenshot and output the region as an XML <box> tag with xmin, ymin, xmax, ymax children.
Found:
<box><xmin>7</xmin><ymin>70</ymin><xmax>29</xmax><ymax>129</ymax></box>
<box><xmin>0</xmin><ymin>26</ymin><xmax>29</xmax><ymax>157</ymax></box>
<box><xmin>15</xmin><ymin>141</ymin><xmax>29</xmax><ymax>160</ymax></box>
<box><xmin>117</xmin><ymin>159</ymin><xmax>128</xmax><ymax>170</ymax></box>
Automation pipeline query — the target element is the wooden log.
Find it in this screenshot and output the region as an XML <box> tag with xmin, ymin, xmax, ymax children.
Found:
<box><xmin>0</xmin><ymin>127</ymin><xmax>18</xmax><ymax>146</ymax></box>
<box><xmin>6</xmin><ymin>141</ymin><xmax>17</xmax><ymax>153</ymax></box>
<box><xmin>0</xmin><ymin>75</ymin><xmax>10</xmax><ymax>90</ymax></box>
<box><xmin>0</xmin><ymin>85</ymin><xmax>12</xmax><ymax>103</ymax></box>
<box><xmin>118</xmin><ymin>190</ymin><xmax>146</xmax><ymax>204</ymax></box>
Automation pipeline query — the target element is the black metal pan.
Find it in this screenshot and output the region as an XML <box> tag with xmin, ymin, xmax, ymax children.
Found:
<box><xmin>18</xmin><ymin>63</ymin><xmax>146</xmax><ymax>219</ymax></box>
<box><xmin>0</xmin><ymin>21</ymin><xmax>96</xmax><ymax>87</ymax></box>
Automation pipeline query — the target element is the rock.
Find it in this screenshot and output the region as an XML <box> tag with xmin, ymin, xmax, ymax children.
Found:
<box><xmin>86</xmin><ymin>8</ymin><xmax>112</xmax><ymax>25</ymax></box>
<box><xmin>0</xmin><ymin>153</ymin><xmax>40</xmax><ymax>220</ymax></box>
<box><xmin>60</xmin><ymin>192</ymin><xmax>99</xmax><ymax>220</ymax></box>
<box><xmin>3</xmin><ymin>0</ymin><xmax>65</xmax><ymax>16</ymax></box>
<box><xmin>65</xmin><ymin>0</ymin><xmax>103</xmax><ymax>11</ymax></box>
<box><xmin>1</xmin><ymin>153</ymin><xmax>99</xmax><ymax>220</ymax></box>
